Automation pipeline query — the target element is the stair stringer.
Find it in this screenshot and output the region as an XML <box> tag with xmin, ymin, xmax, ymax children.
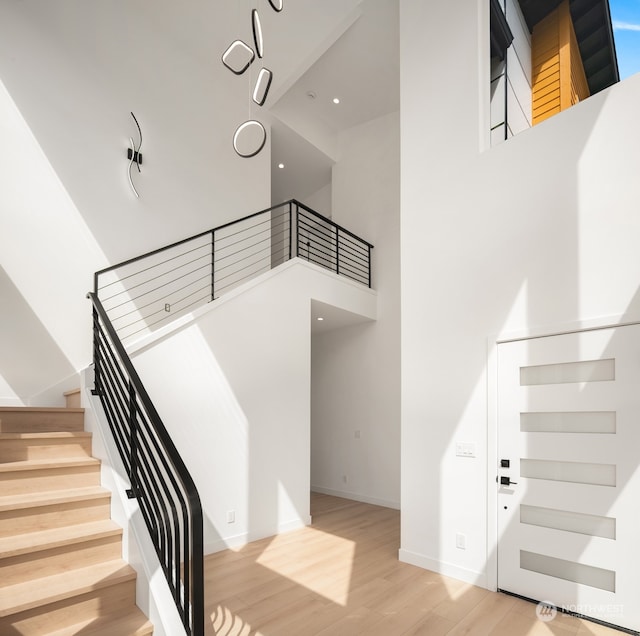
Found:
<box><xmin>79</xmin><ymin>373</ymin><xmax>188</xmax><ymax>636</ymax></box>
<box><xmin>128</xmin><ymin>258</ymin><xmax>377</xmax><ymax>554</ymax></box>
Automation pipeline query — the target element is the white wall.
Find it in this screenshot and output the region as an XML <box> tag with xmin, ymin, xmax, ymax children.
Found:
<box><xmin>311</xmin><ymin>111</ymin><xmax>400</xmax><ymax>508</ymax></box>
<box><xmin>303</xmin><ymin>183</ymin><xmax>333</xmax><ymax>218</ymax></box>
<box><xmin>130</xmin><ymin>260</ymin><xmax>376</xmax><ymax>552</ymax></box>
<box><xmin>400</xmin><ymin>0</ymin><xmax>640</xmax><ymax>587</ymax></box>
<box><xmin>0</xmin><ymin>0</ymin><xmax>360</xmax><ymax>401</ymax></box>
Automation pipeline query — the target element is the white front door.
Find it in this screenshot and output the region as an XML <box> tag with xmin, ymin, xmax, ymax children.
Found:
<box><xmin>497</xmin><ymin>325</ymin><xmax>640</xmax><ymax>632</ymax></box>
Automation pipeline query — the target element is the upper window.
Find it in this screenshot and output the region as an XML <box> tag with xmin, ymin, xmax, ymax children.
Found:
<box><xmin>490</xmin><ymin>0</ymin><xmax>619</xmax><ymax>146</ymax></box>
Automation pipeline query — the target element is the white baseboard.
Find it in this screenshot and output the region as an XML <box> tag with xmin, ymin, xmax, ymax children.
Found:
<box><xmin>311</xmin><ymin>485</ymin><xmax>400</xmax><ymax>510</ymax></box>
<box><xmin>398</xmin><ymin>548</ymin><xmax>488</xmax><ymax>589</ymax></box>
<box><xmin>205</xmin><ymin>516</ymin><xmax>312</xmax><ymax>555</ymax></box>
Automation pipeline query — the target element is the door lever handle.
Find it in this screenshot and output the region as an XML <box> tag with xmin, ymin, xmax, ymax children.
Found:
<box><xmin>500</xmin><ymin>476</ymin><xmax>518</xmax><ymax>486</ymax></box>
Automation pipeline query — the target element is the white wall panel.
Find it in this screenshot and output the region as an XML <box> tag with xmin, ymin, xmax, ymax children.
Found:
<box><xmin>132</xmin><ymin>260</ymin><xmax>376</xmax><ymax>552</ymax></box>
<box><xmin>311</xmin><ymin>111</ymin><xmax>401</xmax><ymax>509</ymax></box>
<box><xmin>400</xmin><ymin>0</ymin><xmax>640</xmax><ymax>588</ymax></box>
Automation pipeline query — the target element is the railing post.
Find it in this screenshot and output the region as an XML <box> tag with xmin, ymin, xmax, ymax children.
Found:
<box><xmin>91</xmin><ymin>306</ymin><xmax>101</xmax><ymax>396</ymax></box>
<box><xmin>288</xmin><ymin>202</ymin><xmax>293</xmax><ymax>262</ymax></box>
<box><xmin>295</xmin><ymin>203</ymin><xmax>300</xmax><ymax>258</ymax></box>
<box><xmin>191</xmin><ymin>518</ymin><xmax>205</xmax><ymax>636</ymax></box>
<box><xmin>335</xmin><ymin>227</ymin><xmax>340</xmax><ymax>276</ymax></box>
<box><xmin>210</xmin><ymin>229</ymin><xmax>215</xmax><ymax>301</ymax></box>
<box><xmin>368</xmin><ymin>245</ymin><xmax>372</xmax><ymax>288</ymax></box>
<box><xmin>127</xmin><ymin>380</ymin><xmax>138</xmax><ymax>499</ymax></box>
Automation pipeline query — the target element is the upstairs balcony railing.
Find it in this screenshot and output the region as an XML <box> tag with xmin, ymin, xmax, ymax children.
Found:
<box><xmin>94</xmin><ymin>200</ymin><xmax>374</xmax><ymax>343</ymax></box>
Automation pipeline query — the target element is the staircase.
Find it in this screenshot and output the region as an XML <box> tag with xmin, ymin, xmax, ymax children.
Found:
<box><xmin>0</xmin><ymin>400</ymin><xmax>153</xmax><ymax>635</ymax></box>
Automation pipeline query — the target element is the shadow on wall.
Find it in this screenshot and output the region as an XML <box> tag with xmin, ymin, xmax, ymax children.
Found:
<box><xmin>402</xmin><ymin>67</ymin><xmax>640</xmax><ymax>602</ymax></box>
<box><xmin>0</xmin><ymin>265</ymin><xmax>76</xmax><ymax>404</ymax></box>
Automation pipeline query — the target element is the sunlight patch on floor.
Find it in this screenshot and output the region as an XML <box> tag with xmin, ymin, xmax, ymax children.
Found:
<box><xmin>211</xmin><ymin>605</ymin><xmax>253</xmax><ymax>636</ymax></box>
<box><xmin>255</xmin><ymin>526</ymin><xmax>355</xmax><ymax>606</ymax></box>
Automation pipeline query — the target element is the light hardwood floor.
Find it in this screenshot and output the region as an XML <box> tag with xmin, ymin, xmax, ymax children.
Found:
<box><xmin>203</xmin><ymin>493</ymin><xmax>622</xmax><ymax>635</ymax></box>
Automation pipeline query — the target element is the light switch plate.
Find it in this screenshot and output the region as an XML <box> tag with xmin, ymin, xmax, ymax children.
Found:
<box><xmin>456</xmin><ymin>442</ymin><xmax>476</xmax><ymax>458</ymax></box>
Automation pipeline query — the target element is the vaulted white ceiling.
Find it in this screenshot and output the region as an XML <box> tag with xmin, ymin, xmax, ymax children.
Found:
<box><xmin>269</xmin><ymin>0</ymin><xmax>399</xmax><ymax>206</ymax></box>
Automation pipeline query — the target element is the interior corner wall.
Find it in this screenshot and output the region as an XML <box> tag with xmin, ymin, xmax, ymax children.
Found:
<box><xmin>302</xmin><ymin>183</ymin><xmax>333</xmax><ymax>218</ymax></box>
<box><xmin>130</xmin><ymin>261</ymin><xmax>377</xmax><ymax>552</ymax></box>
<box><xmin>311</xmin><ymin>110</ymin><xmax>400</xmax><ymax>508</ymax></box>
<box><xmin>400</xmin><ymin>0</ymin><xmax>640</xmax><ymax>586</ymax></box>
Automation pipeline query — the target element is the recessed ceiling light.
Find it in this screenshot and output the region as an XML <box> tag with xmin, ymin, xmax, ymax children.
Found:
<box><xmin>278</xmin><ymin>163</ymin><xmax>284</xmax><ymax>169</ymax></box>
<box><xmin>317</xmin><ymin>317</ymin><xmax>324</xmax><ymax>321</ymax></box>
<box><xmin>332</xmin><ymin>97</ymin><xmax>340</xmax><ymax>104</ymax></box>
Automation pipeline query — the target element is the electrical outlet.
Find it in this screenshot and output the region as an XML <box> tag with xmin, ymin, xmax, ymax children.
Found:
<box><xmin>164</xmin><ymin>303</ymin><xmax>171</xmax><ymax>312</ymax></box>
<box><xmin>342</xmin><ymin>474</ymin><xmax>348</xmax><ymax>483</ymax></box>
<box><xmin>226</xmin><ymin>510</ymin><xmax>235</xmax><ymax>523</ymax></box>
<box><xmin>456</xmin><ymin>532</ymin><xmax>466</xmax><ymax>550</ymax></box>
<box><xmin>355</xmin><ymin>430</ymin><xmax>361</xmax><ymax>439</ymax></box>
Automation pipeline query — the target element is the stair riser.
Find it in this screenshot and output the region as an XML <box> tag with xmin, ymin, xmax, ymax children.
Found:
<box><xmin>0</xmin><ymin>534</ymin><xmax>122</xmax><ymax>586</ymax></box>
<box><xmin>0</xmin><ymin>465</ymin><xmax>101</xmax><ymax>496</ymax></box>
<box><xmin>0</xmin><ymin>438</ymin><xmax>92</xmax><ymax>462</ymax></box>
<box><xmin>64</xmin><ymin>390</ymin><xmax>81</xmax><ymax>409</ymax></box>
<box><xmin>0</xmin><ymin>411</ymin><xmax>84</xmax><ymax>433</ymax></box>
<box><xmin>0</xmin><ymin>579</ymin><xmax>137</xmax><ymax>634</ymax></box>
<box><xmin>0</xmin><ymin>497</ymin><xmax>111</xmax><ymax>537</ymax></box>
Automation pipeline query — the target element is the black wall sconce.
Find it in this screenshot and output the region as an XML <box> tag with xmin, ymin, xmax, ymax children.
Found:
<box><xmin>127</xmin><ymin>111</ymin><xmax>143</xmax><ymax>198</ymax></box>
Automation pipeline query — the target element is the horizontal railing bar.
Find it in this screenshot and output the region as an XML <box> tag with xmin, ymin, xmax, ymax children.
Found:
<box><xmin>107</xmin><ymin>268</ymin><xmax>211</xmax><ymax>313</ymax></box>
<box><xmin>96</xmin><ymin>200</ymin><xmax>370</xmax><ymax>287</ymax></box>
<box><xmin>106</xmin><ymin>267</ymin><xmax>211</xmax><ymax>315</ymax></box>
<box><xmin>116</xmin><ymin>286</ymin><xmax>210</xmax><ymax>333</ymax></box>
<box><xmin>98</xmin><ymin>243</ymin><xmax>210</xmax><ymax>291</ymax></box>
<box><xmin>302</xmin><ymin>243</ymin><xmax>336</xmax><ymax>265</ymax></box>
<box><xmin>109</xmin><ymin>274</ymin><xmax>210</xmax><ymax>323</ymax></box>
<box><xmin>214</xmin><ymin>220</ymin><xmax>272</xmax><ymax>249</ymax></box>
<box><xmin>337</xmin><ymin>233</ymin><xmax>369</xmax><ymax>254</ymax></box>
<box><xmin>214</xmin><ymin>222</ymin><xmax>289</xmax><ymax>258</ymax></box>
<box><xmin>335</xmin><ymin>264</ymin><xmax>368</xmax><ymax>281</ymax></box>
<box><xmin>214</xmin><ymin>231</ymin><xmax>289</xmax><ymax>266</ymax></box>
<box><xmin>296</xmin><ymin>200</ymin><xmax>374</xmax><ymax>248</ymax></box>
<box><xmin>297</xmin><ymin>215</ymin><xmax>335</xmax><ymax>236</ymax></box>
<box><xmin>214</xmin><ymin>236</ymin><xmax>273</xmax><ymax>266</ymax></box>
<box><xmin>336</xmin><ymin>226</ymin><xmax>369</xmax><ymax>247</ymax></box>
<box><xmin>335</xmin><ymin>252</ymin><xmax>369</xmax><ymax>273</ymax></box>
<box><xmin>339</xmin><ymin>271</ymin><xmax>368</xmax><ymax>285</ymax></box>
<box><xmin>101</xmin><ymin>257</ymin><xmax>211</xmax><ymax>304</ymax></box>
<box><xmin>297</xmin><ymin>224</ymin><xmax>336</xmax><ymax>251</ymax></box>
<box><xmin>214</xmin><ymin>254</ymin><xmax>270</xmax><ymax>283</ymax></box>
<box><xmin>121</xmin><ymin>293</ymin><xmax>211</xmax><ymax>340</ymax></box>
<box><xmin>297</xmin><ymin>214</ymin><xmax>335</xmax><ymax>234</ymax></box>
<box><xmin>214</xmin><ymin>213</ymin><xmax>288</xmax><ymax>249</ymax></box>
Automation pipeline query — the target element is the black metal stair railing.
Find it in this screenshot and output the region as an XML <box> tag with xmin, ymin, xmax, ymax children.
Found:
<box><xmin>87</xmin><ymin>291</ymin><xmax>204</xmax><ymax>636</ymax></box>
<box><xmin>94</xmin><ymin>200</ymin><xmax>374</xmax><ymax>343</ymax></box>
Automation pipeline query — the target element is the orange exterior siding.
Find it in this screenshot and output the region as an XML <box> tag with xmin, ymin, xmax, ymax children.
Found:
<box><xmin>532</xmin><ymin>0</ymin><xmax>589</xmax><ymax>125</ymax></box>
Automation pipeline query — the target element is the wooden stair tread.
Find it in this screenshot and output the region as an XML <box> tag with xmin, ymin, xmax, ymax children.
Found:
<box><xmin>0</xmin><ymin>559</ymin><xmax>137</xmax><ymax>617</ymax></box>
<box><xmin>46</xmin><ymin>607</ymin><xmax>154</xmax><ymax>636</ymax></box>
<box><xmin>0</xmin><ymin>519</ymin><xmax>121</xmax><ymax>559</ymax></box>
<box><xmin>0</xmin><ymin>486</ymin><xmax>110</xmax><ymax>512</ymax></box>
<box><xmin>0</xmin><ymin>407</ymin><xmax>85</xmax><ymax>414</ymax></box>
<box><xmin>0</xmin><ymin>456</ymin><xmax>100</xmax><ymax>472</ymax></box>
<box><xmin>0</xmin><ymin>431</ymin><xmax>92</xmax><ymax>440</ymax></box>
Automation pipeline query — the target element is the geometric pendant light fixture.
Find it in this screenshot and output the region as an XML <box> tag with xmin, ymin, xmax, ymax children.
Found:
<box><xmin>222</xmin><ymin>1</ymin><xmax>283</xmax><ymax>158</ymax></box>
